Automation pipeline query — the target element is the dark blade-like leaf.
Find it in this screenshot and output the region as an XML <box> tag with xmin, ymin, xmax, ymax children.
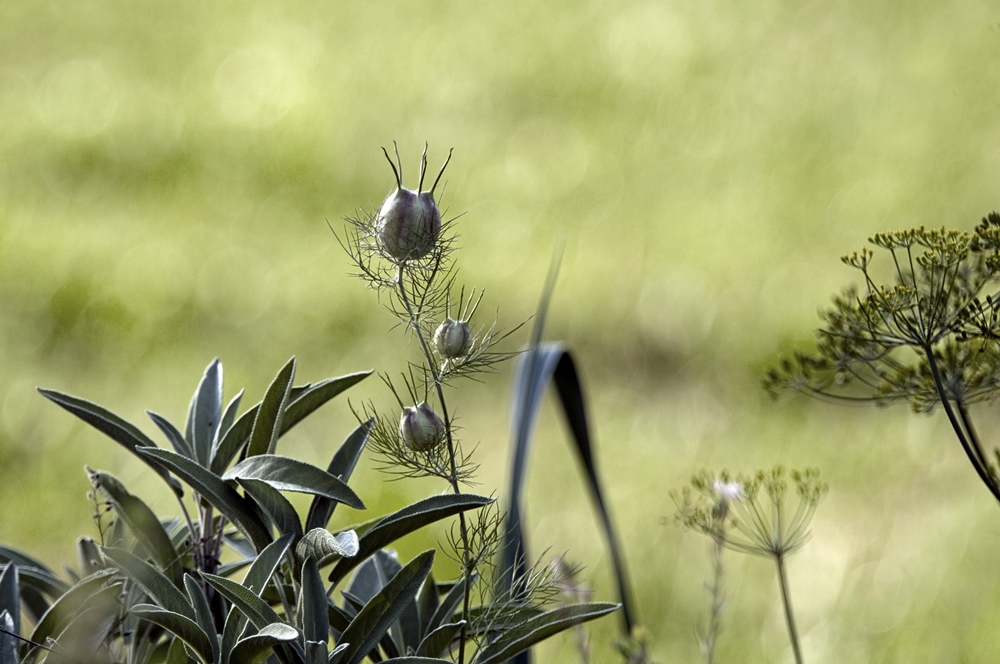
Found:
<box><xmin>37</xmin><ymin>388</ymin><xmax>182</xmax><ymax>496</ymax></box>
<box><xmin>76</xmin><ymin>538</ymin><xmax>103</xmax><ymax>578</ymax></box>
<box><xmin>130</xmin><ymin>604</ymin><xmax>214</xmax><ymax>664</ymax></box>
<box><xmin>211</xmin><ymin>406</ymin><xmax>258</xmax><ymax>476</ymax></box>
<box><xmin>301</xmin><ymin>558</ymin><xmax>328</xmax><ymax>645</ymax></box>
<box><xmin>26</xmin><ymin>570</ymin><xmax>121</xmax><ymax>659</ymax></box>
<box><xmin>224</xmin><ymin>455</ymin><xmax>364</xmax><ymax>510</ymax></box>
<box><xmin>424</xmin><ymin>574</ymin><xmax>475</xmax><ymax>638</ymax></box>
<box><xmin>474</xmin><ymin>603</ymin><xmax>619</xmax><ymax>664</ymax></box>
<box><xmin>242</xmin><ymin>533</ymin><xmax>293</xmax><ymax>595</ymax></box>
<box><xmin>229</xmin><ymin>623</ymin><xmax>300</xmax><ymax>664</ymax></box>
<box><xmin>102</xmin><ymin>548</ymin><xmax>194</xmax><ymax>620</ymax></box>
<box><xmin>415</xmin><ymin>621</ymin><xmax>464</xmax><ymax>659</ymax></box>
<box><xmin>281</xmin><ymin>372</ymin><xmax>372</xmax><ymax>436</ymax></box>
<box><xmin>379</xmin><ymin>657</ymin><xmax>453</xmax><ymax>663</ymax></box>
<box><xmin>187</xmin><ymin>359</ymin><xmax>224</xmax><ymax>467</ymax></box>
<box><xmin>328</xmin><ymin>495</ymin><xmax>491</xmax><ymax>586</ymax></box>
<box><xmin>0</xmin><ymin>566</ymin><xmax>17</xmax><ymax>641</ymax></box>
<box><xmin>148</xmin><ymin>411</ymin><xmax>193</xmax><ymax>459</ymax></box>
<box><xmin>237</xmin><ymin>479</ymin><xmax>303</xmax><ymax>541</ymax></box>
<box><xmin>185</xmin><ymin>575</ymin><xmax>221</xmax><ymax>664</ymax></box>
<box><xmin>213</xmin><ymin>389</ymin><xmax>244</xmax><ymax>457</ymax></box>
<box><xmin>306</xmin><ymin>420</ymin><xmax>372</xmax><ymax>532</ymax></box>
<box><xmin>0</xmin><ymin>610</ymin><xmax>17</xmax><ymax>664</ymax></box>
<box><xmin>201</xmin><ymin>573</ymin><xmax>283</xmax><ymax>631</ymax></box>
<box><xmin>136</xmin><ymin>447</ymin><xmax>272</xmax><ymax>551</ymax></box>
<box><xmin>504</xmin><ymin>344</ymin><xmax>636</xmax><ymax>636</ymax></box>
<box><xmin>247</xmin><ymin>357</ymin><xmax>296</xmax><ymax>458</ymax></box>
<box><xmin>337</xmin><ymin>550</ymin><xmax>435</xmax><ymax>664</ymax></box>
<box><xmin>91</xmin><ymin>470</ymin><xmax>182</xmax><ymax>585</ymax></box>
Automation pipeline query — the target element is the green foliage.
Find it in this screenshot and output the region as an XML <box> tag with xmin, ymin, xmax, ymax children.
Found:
<box><xmin>766</xmin><ymin>213</ymin><xmax>1000</xmax><ymax>502</ymax></box>
<box><xmin>0</xmin><ymin>148</ymin><xmax>619</xmax><ymax>663</ymax></box>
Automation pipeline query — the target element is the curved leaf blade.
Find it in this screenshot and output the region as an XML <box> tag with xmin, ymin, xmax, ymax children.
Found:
<box><xmin>148</xmin><ymin>411</ymin><xmax>193</xmax><ymax>459</ymax></box>
<box><xmin>0</xmin><ymin>565</ymin><xmax>18</xmax><ymax>640</ymax></box>
<box><xmin>90</xmin><ymin>470</ymin><xmax>181</xmax><ymax>585</ymax></box>
<box><xmin>188</xmin><ymin>359</ymin><xmax>224</xmax><ymax>467</ymax></box>
<box><xmin>338</xmin><ymin>550</ymin><xmax>435</xmax><ymax>664</ymax></box>
<box><xmin>415</xmin><ymin>621</ymin><xmax>464</xmax><ymax>659</ymax></box>
<box><xmin>37</xmin><ymin>388</ymin><xmax>182</xmax><ymax>496</ymax></box>
<box><xmin>504</xmin><ymin>344</ymin><xmax>637</xmax><ymax>635</ymax></box>
<box><xmin>201</xmin><ymin>572</ymin><xmax>283</xmax><ymax>631</ymax></box>
<box><xmin>474</xmin><ymin>602</ymin><xmax>619</xmax><ymax>664</ymax></box>
<box><xmin>130</xmin><ymin>604</ymin><xmax>214</xmax><ymax>664</ymax></box>
<box><xmin>328</xmin><ymin>495</ymin><xmax>492</xmax><ymax>586</ymax></box>
<box><xmin>237</xmin><ymin>478</ymin><xmax>303</xmax><ymax>541</ymax></box>
<box><xmin>136</xmin><ymin>447</ymin><xmax>272</xmax><ymax>551</ymax></box>
<box><xmin>300</xmin><ymin>558</ymin><xmax>328</xmax><ymax>645</ymax></box>
<box><xmin>282</xmin><ymin>371</ymin><xmax>372</xmax><ymax>436</ymax></box>
<box><xmin>224</xmin><ymin>455</ymin><xmax>364</xmax><ymax>511</ymax></box>
<box><xmin>185</xmin><ymin>575</ymin><xmax>221</xmax><ymax>664</ymax></box>
<box><xmin>247</xmin><ymin>357</ymin><xmax>296</xmax><ymax>458</ymax></box>
<box><xmin>230</xmin><ymin>623</ymin><xmax>300</xmax><ymax>664</ymax></box>
<box><xmin>102</xmin><ymin>548</ymin><xmax>194</xmax><ymax>620</ymax></box>
<box><xmin>306</xmin><ymin>420</ymin><xmax>372</xmax><ymax>532</ymax></box>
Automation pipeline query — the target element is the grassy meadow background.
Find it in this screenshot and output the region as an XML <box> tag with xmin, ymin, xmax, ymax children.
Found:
<box><xmin>2</xmin><ymin>1</ymin><xmax>1000</xmax><ymax>661</ymax></box>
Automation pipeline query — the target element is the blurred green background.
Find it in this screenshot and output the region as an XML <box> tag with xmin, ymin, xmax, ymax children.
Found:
<box><xmin>2</xmin><ymin>1</ymin><xmax>1000</xmax><ymax>661</ymax></box>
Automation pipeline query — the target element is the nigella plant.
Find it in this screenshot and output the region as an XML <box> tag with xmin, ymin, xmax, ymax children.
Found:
<box><xmin>0</xmin><ymin>147</ymin><xmax>618</xmax><ymax>664</ymax></box>
<box><xmin>339</xmin><ymin>144</ymin><xmax>615</xmax><ymax>664</ymax></box>
<box><xmin>763</xmin><ymin>213</ymin><xmax>1000</xmax><ymax>504</ymax></box>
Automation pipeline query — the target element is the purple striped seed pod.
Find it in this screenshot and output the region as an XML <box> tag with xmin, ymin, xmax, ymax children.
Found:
<box><xmin>399</xmin><ymin>402</ymin><xmax>446</xmax><ymax>452</ymax></box>
<box><xmin>433</xmin><ymin>319</ymin><xmax>472</xmax><ymax>359</ymax></box>
<box><xmin>376</xmin><ymin>187</ymin><xmax>441</xmax><ymax>261</ymax></box>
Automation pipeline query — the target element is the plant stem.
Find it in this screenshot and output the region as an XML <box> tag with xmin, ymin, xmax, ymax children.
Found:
<box><xmin>923</xmin><ymin>347</ymin><xmax>1000</xmax><ymax>502</ymax></box>
<box><xmin>702</xmin><ymin>534</ymin><xmax>725</xmax><ymax>664</ymax></box>
<box><xmin>775</xmin><ymin>554</ymin><xmax>803</xmax><ymax>664</ymax></box>
<box><xmin>396</xmin><ymin>265</ymin><xmax>474</xmax><ymax>664</ymax></box>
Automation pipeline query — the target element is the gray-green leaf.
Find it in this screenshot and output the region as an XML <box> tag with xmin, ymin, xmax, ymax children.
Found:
<box><xmin>224</xmin><ymin>455</ymin><xmax>364</xmax><ymax>510</ymax></box>
<box><xmin>328</xmin><ymin>495</ymin><xmax>491</xmax><ymax>586</ymax></box>
<box><xmin>37</xmin><ymin>388</ymin><xmax>182</xmax><ymax>496</ymax></box>
<box><xmin>130</xmin><ymin>603</ymin><xmax>215</xmax><ymax>664</ymax></box>
<box><xmin>337</xmin><ymin>550</ymin><xmax>435</xmax><ymax>664</ymax></box>
<box><xmin>297</xmin><ymin>530</ymin><xmax>358</xmax><ymax>565</ymax></box>
<box><xmin>473</xmin><ymin>602</ymin><xmax>619</xmax><ymax>664</ymax></box>
<box><xmin>135</xmin><ymin>446</ymin><xmax>272</xmax><ymax>551</ymax></box>
<box><xmin>246</xmin><ymin>357</ymin><xmax>296</xmax><ymax>458</ymax></box>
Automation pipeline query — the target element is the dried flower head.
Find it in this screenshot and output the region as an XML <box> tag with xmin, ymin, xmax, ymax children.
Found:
<box><xmin>674</xmin><ymin>467</ymin><xmax>826</xmax><ymax>559</ymax></box>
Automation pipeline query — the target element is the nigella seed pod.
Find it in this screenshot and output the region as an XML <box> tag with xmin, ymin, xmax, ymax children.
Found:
<box><xmin>399</xmin><ymin>402</ymin><xmax>446</xmax><ymax>452</ymax></box>
<box><xmin>375</xmin><ymin>143</ymin><xmax>452</xmax><ymax>262</ymax></box>
<box><xmin>433</xmin><ymin>319</ymin><xmax>472</xmax><ymax>359</ymax></box>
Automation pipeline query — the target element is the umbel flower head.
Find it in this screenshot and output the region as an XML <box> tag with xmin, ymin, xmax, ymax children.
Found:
<box><xmin>673</xmin><ymin>467</ymin><xmax>827</xmax><ymax>558</ymax></box>
<box><xmin>763</xmin><ymin>213</ymin><xmax>1000</xmax><ymax>504</ymax></box>
<box><xmin>376</xmin><ymin>143</ymin><xmax>452</xmax><ymax>262</ymax></box>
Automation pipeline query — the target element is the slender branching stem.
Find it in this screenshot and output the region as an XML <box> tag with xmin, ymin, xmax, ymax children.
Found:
<box><xmin>957</xmin><ymin>401</ymin><xmax>992</xmax><ymax>481</ymax></box>
<box><xmin>702</xmin><ymin>533</ymin><xmax>725</xmax><ymax>664</ymax></box>
<box><xmin>775</xmin><ymin>554</ymin><xmax>803</xmax><ymax>664</ymax></box>
<box><xmin>395</xmin><ymin>264</ymin><xmax>474</xmax><ymax>664</ymax></box>
<box><xmin>923</xmin><ymin>346</ymin><xmax>1000</xmax><ymax>503</ymax></box>
<box><xmin>175</xmin><ymin>494</ymin><xmax>200</xmax><ymax>571</ymax></box>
